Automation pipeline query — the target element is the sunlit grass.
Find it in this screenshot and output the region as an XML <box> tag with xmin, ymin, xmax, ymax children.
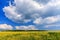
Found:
<box><xmin>0</xmin><ymin>30</ymin><xmax>60</xmax><ymax>40</ymax></box>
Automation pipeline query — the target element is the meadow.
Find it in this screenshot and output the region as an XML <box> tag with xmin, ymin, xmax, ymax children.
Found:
<box><xmin>0</xmin><ymin>30</ymin><xmax>60</xmax><ymax>40</ymax></box>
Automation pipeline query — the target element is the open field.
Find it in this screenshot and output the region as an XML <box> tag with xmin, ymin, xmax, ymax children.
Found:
<box><xmin>0</xmin><ymin>30</ymin><xmax>60</xmax><ymax>40</ymax></box>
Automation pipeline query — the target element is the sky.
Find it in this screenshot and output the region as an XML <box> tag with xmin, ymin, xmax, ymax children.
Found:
<box><xmin>0</xmin><ymin>0</ymin><xmax>60</xmax><ymax>30</ymax></box>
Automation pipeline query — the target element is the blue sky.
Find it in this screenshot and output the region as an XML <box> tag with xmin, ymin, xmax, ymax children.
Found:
<box><xmin>0</xmin><ymin>0</ymin><xmax>60</xmax><ymax>30</ymax></box>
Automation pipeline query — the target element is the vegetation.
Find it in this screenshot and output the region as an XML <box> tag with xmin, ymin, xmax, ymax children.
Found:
<box><xmin>0</xmin><ymin>30</ymin><xmax>60</xmax><ymax>40</ymax></box>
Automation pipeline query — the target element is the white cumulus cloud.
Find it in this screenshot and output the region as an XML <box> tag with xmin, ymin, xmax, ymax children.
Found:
<box><xmin>3</xmin><ymin>0</ymin><xmax>45</xmax><ymax>23</ymax></box>
<box><xmin>16</xmin><ymin>25</ymin><xmax>37</xmax><ymax>30</ymax></box>
<box><xmin>45</xmin><ymin>24</ymin><xmax>60</xmax><ymax>28</ymax></box>
<box><xmin>0</xmin><ymin>24</ymin><xmax>13</xmax><ymax>30</ymax></box>
<box><xmin>3</xmin><ymin>0</ymin><xmax>60</xmax><ymax>30</ymax></box>
<box><xmin>33</xmin><ymin>17</ymin><xmax>43</xmax><ymax>24</ymax></box>
<box><xmin>34</xmin><ymin>15</ymin><xmax>60</xmax><ymax>24</ymax></box>
<box><xmin>43</xmin><ymin>15</ymin><xmax>60</xmax><ymax>24</ymax></box>
<box><xmin>3</xmin><ymin>0</ymin><xmax>60</xmax><ymax>23</ymax></box>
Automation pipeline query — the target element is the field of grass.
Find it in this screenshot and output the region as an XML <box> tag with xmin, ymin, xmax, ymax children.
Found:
<box><xmin>0</xmin><ymin>30</ymin><xmax>60</xmax><ymax>40</ymax></box>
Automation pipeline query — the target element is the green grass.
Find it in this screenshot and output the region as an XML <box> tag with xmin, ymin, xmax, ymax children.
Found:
<box><xmin>0</xmin><ymin>30</ymin><xmax>60</xmax><ymax>40</ymax></box>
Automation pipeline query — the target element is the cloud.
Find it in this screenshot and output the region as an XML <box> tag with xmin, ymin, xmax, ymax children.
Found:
<box><xmin>33</xmin><ymin>15</ymin><xmax>60</xmax><ymax>24</ymax></box>
<box><xmin>3</xmin><ymin>0</ymin><xmax>60</xmax><ymax>30</ymax></box>
<box><xmin>3</xmin><ymin>0</ymin><xmax>45</xmax><ymax>23</ymax></box>
<box><xmin>16</xmin><ymin>25</ymin><xmax>38</xmax><ymax>30</ymax></box>
<box><xmin>33</xmin><ymin>17</ymin><xmax>43</xmax><ymax>24</ymax></box>
<box><xmin>45</xmin><ymin>24</ymin><xmax>60</xmax><ymax>28</ymax></box>
<box><xmin>43</xmin><ymin>15</ymin><xmax>60</xmax><ymax>24</ymax></box>
<box><xmin>0</xmin><ymin>24</ymin><xmax>13</xmax><ymax>30</ymax></box>
<box><xmin>0</xmin><ymin>24</ymin><xmax>37</xmax><ymax>30</ymax></box>
<box><xmin>3</xmin><ymin>0</ymin><xmax>60</xmax><ymax>23</ymax></box>
<box><xmin>35</xmin><ymin>0</ymin><xmax>50</xmax><ymax>4</ymax></box>
<box><xmin>44</xmin><ymin>23</ymin><xmax>60</xmax><ymax>30</ymax></box>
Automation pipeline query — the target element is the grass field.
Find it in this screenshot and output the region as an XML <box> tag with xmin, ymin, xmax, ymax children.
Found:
<box><xmin>0</xmin><ymin>30</ymin><xmax>60</xmax><ymax>40</ymax></box>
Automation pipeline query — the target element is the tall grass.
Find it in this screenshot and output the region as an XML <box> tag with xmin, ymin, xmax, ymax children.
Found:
<box><xmin>0</xmin><ymin>30</ymin><xmax>60</xmax><ymax>40</ymax></box>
